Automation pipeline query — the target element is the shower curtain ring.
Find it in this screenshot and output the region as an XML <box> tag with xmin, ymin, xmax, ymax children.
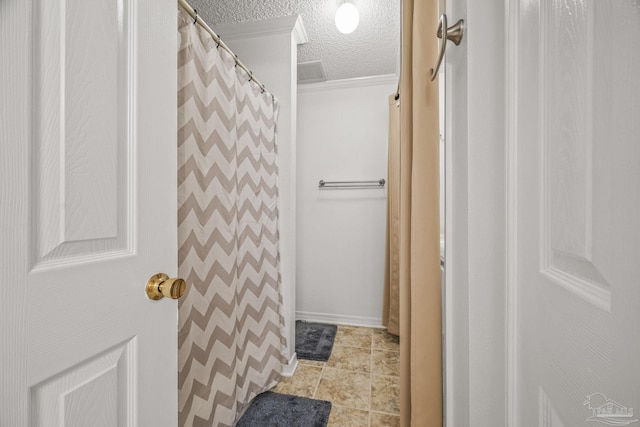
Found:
<box><xmin>193</xmin><ymin>9</ymin><xmax>198</xmax><ymax>25</ymax></box>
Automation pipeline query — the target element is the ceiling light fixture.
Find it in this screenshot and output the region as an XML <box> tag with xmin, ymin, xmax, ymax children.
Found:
<box><xmin>335</xmin><ymin>1</ymin><xmax>359</xmax><ymax>34</ymax></box>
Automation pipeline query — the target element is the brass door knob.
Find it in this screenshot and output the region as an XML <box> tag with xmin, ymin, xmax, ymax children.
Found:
<box><xmin>146</xmin><ymin>273</ymin><xmax>186</xmax><ymax>300</ymax></box>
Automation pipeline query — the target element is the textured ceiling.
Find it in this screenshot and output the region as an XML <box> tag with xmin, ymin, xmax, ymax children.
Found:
<box><xmin>188</xmin><ymin>0</ymin><xmax>400</xmax><ymax>81</ymax></box>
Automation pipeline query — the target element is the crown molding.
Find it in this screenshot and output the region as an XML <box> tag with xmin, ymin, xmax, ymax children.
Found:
<box><xmin>214</xmin><ymin>14</ymin><xmax>308</xmax><ymax>45</ymax></box>
<box><xmin>298</xmin><ymin>74</ymin><xmax>398</xmax><ymax>93</ymax></box>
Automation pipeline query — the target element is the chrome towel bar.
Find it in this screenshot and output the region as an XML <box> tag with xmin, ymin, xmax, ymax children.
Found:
<box><xmin>318</xmin><ymin>179</ymin><xmax>386</xmax><ymax>189</ymax></box>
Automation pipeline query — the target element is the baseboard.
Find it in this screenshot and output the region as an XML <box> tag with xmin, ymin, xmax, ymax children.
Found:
<box><xmin>296</xmin><ymin>311</ymin><xmax>384</xmax><ymax>329</ymax></box>
<box><xmin>281</xmin><ymin>352</ymin><xmax>298</xmax><ymax>378</ymax></box>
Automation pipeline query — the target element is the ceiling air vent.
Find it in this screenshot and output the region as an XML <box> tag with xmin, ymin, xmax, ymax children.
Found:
<box><xmin>297</xmin><ymin>60</ymin><xmax>327</xmax><ymax>84</ymax></box>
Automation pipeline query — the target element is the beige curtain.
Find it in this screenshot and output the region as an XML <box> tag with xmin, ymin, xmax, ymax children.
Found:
<box><xmin>395</xmin><ymin>0</ymin><xmax>443</xmax><ymax>425</ymax></box>
<box><xmin>177</xmin><ymin>9</ymin><xmax>285</xmax><ymax>427</ymax></box>
<box><xmin>383</xmin><ymin>95</ymin><xmax>401</xmax><ymax>336</ymax></box>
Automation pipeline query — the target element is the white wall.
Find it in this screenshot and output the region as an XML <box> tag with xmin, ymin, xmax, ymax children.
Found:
<box><xmin>296</xmin><ymin>75</ymin><xmax>397</xmax><ymax>327</ymax></box>
<box><xmin>215</xmin><ymin>16</ymin><xmax>308</xmax><ymax>374</ymax></box>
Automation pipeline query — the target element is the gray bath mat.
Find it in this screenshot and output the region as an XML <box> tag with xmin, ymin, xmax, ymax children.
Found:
<box><xmin>295</xmin><ymin>320</ymin><xmax>337</xmax><ymax>361</ymax></box>
<box><xmin>236</xmin><ymin>391</ymin><xmax>331</xmax><ymax>427</ymax></box>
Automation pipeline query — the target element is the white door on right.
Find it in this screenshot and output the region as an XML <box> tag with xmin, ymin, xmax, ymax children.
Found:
<box><xmin>513</xmin><ymin>1</ymin><xmax>640</xmax><ymax>426</ymax></box>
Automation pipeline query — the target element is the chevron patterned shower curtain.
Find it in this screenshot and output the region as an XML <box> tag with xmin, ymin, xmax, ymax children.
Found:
<box><xmin>177</xmin><ymin>10</ymin><xmax>285</xmax><ymax>427</ymax></box>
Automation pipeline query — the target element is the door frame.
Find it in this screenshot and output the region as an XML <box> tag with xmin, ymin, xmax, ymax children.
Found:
<box><xmin>444</xmin><ymin>0</ymin><xmax>509</xmax><ymax>426</ymax></box>
<box><xmin>504</xmin><ymin>1</ymin><xmax>519</xmax><ymax>425</ymax></box>
<box><xmin>1</xmin><ymin>1</ymin><xmax>32</xmax><ymax>423</ymax></box>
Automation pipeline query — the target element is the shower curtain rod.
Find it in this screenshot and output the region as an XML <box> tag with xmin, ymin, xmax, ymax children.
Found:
<box><xmin>178</xmin><ymin>0</ymin><xmax>271</xmax><ymax>96</ymax></box>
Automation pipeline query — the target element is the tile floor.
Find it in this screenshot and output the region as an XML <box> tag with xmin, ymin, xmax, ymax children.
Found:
<box><xmin>272</xmin><ymin>325</ymin><xmax>400</xmax><ymax>427</ymax></box>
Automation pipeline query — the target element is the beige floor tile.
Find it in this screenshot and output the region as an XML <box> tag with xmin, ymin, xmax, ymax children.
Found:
<box><xmin>372</xmin><ymin>349</ymin><xmax>400</xmax><ymax>377</ymax></box>
<box><xmin>315</xmin><ymin>368</ymin><xmax>371</xmax><ymax>410</ymax></box>
<box><xmin>373</xmin><ymin>329</ymin><xmax>400</xmax><ymax>351</ymax></box>
<box><xmin>327</xmin><ymin>345</ymin><xmax>371</xmax><ymax>373</ymax></box>
<box><xmin>270</xmin><ymin>325</ymin><xmax>402</xmax><ymax>425</ymax></box>
<box><xmin>327</xmin><ymin>405</ymin><xmax>369</xmax><ymax>427</ymax></box>
<box><xmin>298</xmin><ymin>358</ymin><xmax>326</xmax><ymax>368</ymax></box>
<box><xmin>334</xmin><ymin>325</ymin><xmax>373</xmax><ymax>348</ymax></box>
<box><xmin>271</xmin><ymin>365</ymin><xmax>322</xmax><ymax>398</ymax></box>
<box><xmin>370</xmin><ymin>411</ymin><xmax>400</xmax><ymax>427</ymax></box>
<box><xmin>371</xmin><ymin>375</ymin><xmax>400</xmax><ymax>414</ymax></box>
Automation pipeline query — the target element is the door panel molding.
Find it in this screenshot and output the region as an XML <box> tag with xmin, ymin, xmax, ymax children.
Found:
<box><xmin>30</xmin><ymin>338</ymin><xmax>136</xmax><ymax>427</ymax></box>
<box><xmin>538</xmin><ymin>387</ymin><xmax>567</xmax><ymax>427</ymax></box>
<box><xmin>538</xmin><ymin>0</ymin><xmax>610</xmax><ymax>312</ymax></box>
<box><xmin>31</xmin><ymin>0</ymin><xmax>135</xmax><ymax>269</ymax></box>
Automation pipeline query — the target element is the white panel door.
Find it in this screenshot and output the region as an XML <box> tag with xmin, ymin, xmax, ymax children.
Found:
<box><xmin>512</xmin><ymin>1</ymin><xmax>640</xmax><ymax>425</ymax></box>
<box><xmin>1</xmin><ymin>0</ymin><xmax>177</xmax><ymax>426</ymax></box>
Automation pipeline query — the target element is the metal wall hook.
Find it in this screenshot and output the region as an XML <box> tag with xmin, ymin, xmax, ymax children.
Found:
<box><xmin>429</xmin><ymin>14</ymin><xmax>464</xmax><ymax>81</ymax></box>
